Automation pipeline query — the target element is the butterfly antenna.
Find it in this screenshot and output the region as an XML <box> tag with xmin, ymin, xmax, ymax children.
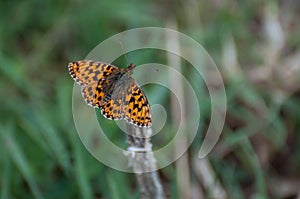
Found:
<box><xmin>118</xmin><ymin>38</ymin><xmax>132</xmax><ymax>67</ymax></box>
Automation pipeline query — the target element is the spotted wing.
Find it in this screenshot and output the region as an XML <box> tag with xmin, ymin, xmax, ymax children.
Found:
<box><xmin>80</xmin><ymin>82</ymin><xmax>105</xmax><ymax>107</ymax></box>
<box><xmin>68</xmin><ymin>60</ymin><xmax>120</xmax><ymax>107</ymax></box>
<box><xmin>100</xmin><ymin>98</ymin><xmax>124</xmax><ymax>120</ymax></box>
<box><xmin>122</xmin><ymin>77</ymin><xmax>152</xmax><ymax>127</ymax></box>
<box><xmin>99</xmin><ymin>76</ymin><xmax>127</xmax><ymax>120</ymax></box>
<box><xmin>68</xmin><ymin>60</ymin><xmax>119</xmax><ymax>86</ymax></box>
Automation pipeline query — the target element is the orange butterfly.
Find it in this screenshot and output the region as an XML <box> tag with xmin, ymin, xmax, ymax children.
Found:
<box><xmin>68</xmin><ymin>60</ymin><xmax>152</xmax><ymax>127</ymax></box>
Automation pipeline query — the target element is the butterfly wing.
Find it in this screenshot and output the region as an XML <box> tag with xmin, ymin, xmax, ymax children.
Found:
<box><xmin>68</xmin><ymin>60</ymin><xmax>120</xmax><ymax>107</ymax></box>
<box><xmin>122</xmin><ymin>77</ymin><xmax>152</xmax><ymax>127</ymax></box>
<box><xmin>81</xmin><ymin>82</ymin><xmax>107</xmax><ymax>107</ymax></box>
<box><xmin>100</xmin><ymin>74</ymin><xmax>129</xmax><ymax>120</ymax></box>
<box><xmin>100</xmin><ymin>98</ymin><xmax>123</xmax><ymax>120</ymax></box>
<box><xmin>68</xmin><ymin>60</ymin><xmax>119</xmax><ymax>86</ymax></box>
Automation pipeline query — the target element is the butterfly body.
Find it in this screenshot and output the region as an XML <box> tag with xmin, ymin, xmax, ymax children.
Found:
<box><xmin>68</xmin><ymin>60</ymin><xmax>152</xmax><ymax>127</ymax></box>
<box><xmin>101</xmin><ymin>64</ymin><xmax>134</xmax><ymax>103</ymax></box>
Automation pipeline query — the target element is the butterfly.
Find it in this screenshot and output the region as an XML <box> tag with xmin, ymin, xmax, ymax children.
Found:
<box><xmin>68</xmin><ymin>60</ymin><xmax>152</xmax><ymax>127</ymax></box>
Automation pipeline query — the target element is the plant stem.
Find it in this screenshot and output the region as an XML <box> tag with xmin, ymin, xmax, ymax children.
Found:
<box><xmin>125</xmin><ymin>123</ymin><xmax>165</xmax><ymax>199</ymax></box>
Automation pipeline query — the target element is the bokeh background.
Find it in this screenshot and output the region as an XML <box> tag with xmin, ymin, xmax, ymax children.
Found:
<box><xmin>1</xmin><ymin>0</ymin><xmax>300</xmax><ymax>199</ymax></box>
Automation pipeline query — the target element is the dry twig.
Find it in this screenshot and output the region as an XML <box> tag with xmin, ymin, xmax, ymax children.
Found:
<box><xmin>125</xmin><ymin>123</ymin><xmax>165</xmax><ymax>199</ymax></box>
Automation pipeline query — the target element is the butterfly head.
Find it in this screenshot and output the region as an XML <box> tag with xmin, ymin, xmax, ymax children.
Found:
<box><xmin>123</xmin><ymin>63</ymin><xmax>136</xmax><ymax>75</ymax></box>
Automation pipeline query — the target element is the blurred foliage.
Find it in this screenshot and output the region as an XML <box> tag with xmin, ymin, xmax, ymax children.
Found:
<box><xmin>1</xmin><ymin>0</ymin><xmax>300</xmax><ymax>199</ymax></box>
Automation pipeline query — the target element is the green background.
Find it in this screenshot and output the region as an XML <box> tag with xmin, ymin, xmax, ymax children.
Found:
<box><xmin>1</xmin><ymin>0</ymin><xmax>300</xmax><ymax>198</ymax></box>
